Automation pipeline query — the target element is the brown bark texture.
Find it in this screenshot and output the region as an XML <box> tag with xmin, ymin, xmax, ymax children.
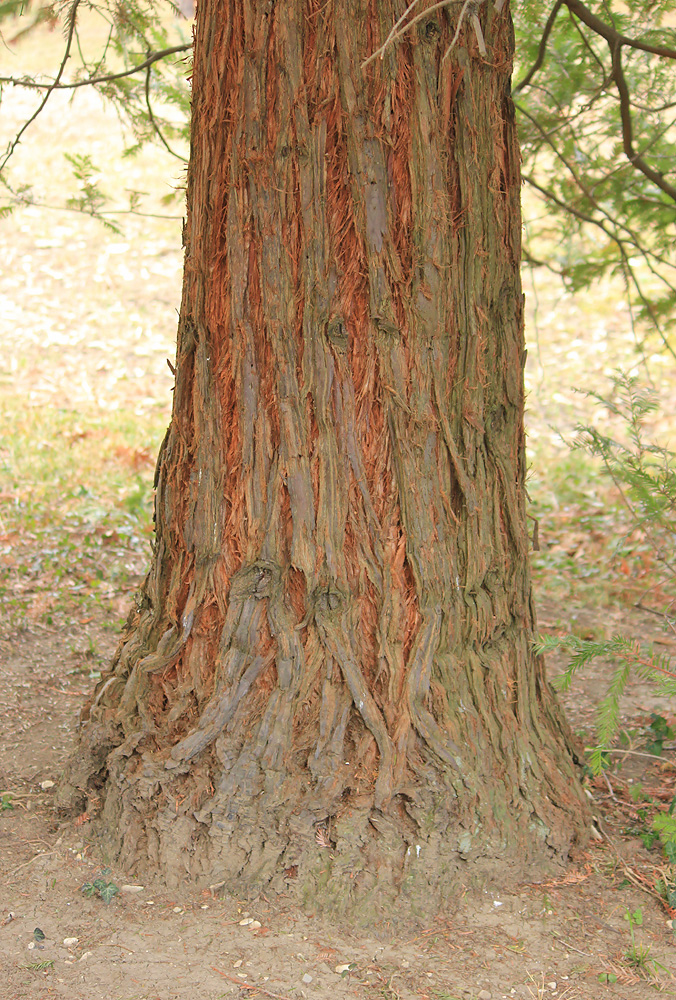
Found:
<box><xmin>61</xmin><ymin>0</ymin><xmax>590</xmax><ymax>915</ymax></box>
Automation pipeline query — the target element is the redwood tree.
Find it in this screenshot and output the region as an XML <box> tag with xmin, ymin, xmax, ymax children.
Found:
<box><xmin>61</xmin><ymin>0</ymin><xmax>590</xmax><ymax>912</ymax></box>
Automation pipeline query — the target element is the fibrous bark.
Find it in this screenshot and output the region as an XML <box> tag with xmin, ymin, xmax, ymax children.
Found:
<box><xmin>60</xmin><ymin>0</ymin><xmax>590</xmax><ymax>916</ymax></box>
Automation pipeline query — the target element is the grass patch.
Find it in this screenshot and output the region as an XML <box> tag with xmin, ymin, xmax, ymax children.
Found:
<box><xmin>527</xmin><ymin>450</ymin><xmax>656</xmax><ymax>609</ymax></box>
<box><xmin>0</xmin><ymin>398</ymin><xmax>167</xmax><ymax>633</ymax></box>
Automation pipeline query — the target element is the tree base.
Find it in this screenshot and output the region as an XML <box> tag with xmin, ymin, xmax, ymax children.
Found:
<box><xmin>58</xmin><ymin>719</ymin><xmax>589</xmax><ymax>924</ymax></box>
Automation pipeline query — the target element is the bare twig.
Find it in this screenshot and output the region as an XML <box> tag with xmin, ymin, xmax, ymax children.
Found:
<box><xmin>211</xmin><ymin>969</ymin><xmax>294</xmax><ymax>1000</ymax></box>
<box><xmin>442</xmin><ymin>0</ymin><xmax>474</xmax><ymax>63</ymax></box>
<box><xmin>551</xmin><ymin>932</ymin><xmax>594</xmax><ymax>957</ymax></box>
<box><xmin>585</xmin><ymin>747</ymin><xmax>674</xmax><ymax>761</ymax></box>
<box><xmin>5</xmin><ymin>850</ymin><xmax>58</xmax><ymax>878</ymax></box>
<box><xmin>362</xmin><ymin>0</ymin><xmax>462</xmax><ymax>69</ymax></box>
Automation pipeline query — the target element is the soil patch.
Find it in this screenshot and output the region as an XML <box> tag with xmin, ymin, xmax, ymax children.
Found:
<box><xmin>1</xmin><ymin>606</ymin><xmax>676</xmax><ymax>1000</ymax></box>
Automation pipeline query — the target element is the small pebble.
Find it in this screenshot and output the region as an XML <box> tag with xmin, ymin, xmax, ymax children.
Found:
<box><xmin>302</xmin><ymin>973</ymin><xmax>313</xmax><ymax>983</ymax></box>
<box><xmin>335</xmin><ymin>964</ymin><xmax>351</xmax><ymax>974</ymax></box>
<box><xmin>233</xmin><ymin>960</ymin><xmax>243</xmax><ymax>968</ymax></box>
<box><xmin>121</xmin><ymin>885</ymin><xmax>145</xmax><ymax>894</ymax></box>
<box><xmin>63</xmin><ymin>937</ymin><xmax>79</xmax><ymax>947</ymax></box>
<box><xmin>239</xmin><ymin>917</ymin><xmax>254</xmax><ymax>926</ymax></box>
<box><xmin>173</xmin><ymin>906</ymin><xmax>183</xmax><ymax>913</ymax></box>
<box><xmin>478</xmin><ymin>991</ymin><xmax>492</xmax><ymax>1000</ymax></box>
<box><xmin>40</xmin><ymin>780</ymin><xmax>55</xmax><ymax>790</ymax></box>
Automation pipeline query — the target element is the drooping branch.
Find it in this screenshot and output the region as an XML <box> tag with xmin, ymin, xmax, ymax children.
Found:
<box><xmin>0</xmin><ymin>0</ymin><xmax>82</xmax><ymax>173</ymax></box>
<box><xmin>144</xmin><ymin>63</ymin><xmax>188</xmax><ymax>163</ymax></box>
<box><xmin>522</xmin><ymin>169</ymin><xmax>676</xmax><ymax>362</ymax></box>
<box><xmin>0</xmin><ymin>44</ymin><xmax>192</xmax><ymax>92</ymax></box>
<box><xmin>512</xmin><ymin>0</ymin><xmax>564</xmax><ymax>94</ymax></box>
<box><xmin>611</xmin><ymin>41</ymin><xmax>676</xmax><ymax>204</ymax></box>
<box><xmin>518</xmin><ymin>102</ymin><xmax>676</xmax><ymax>279</ymax></box>
<box><xmin>517</xmin><ymin>0</ymin><xmax>676</xmax><ymax>205</ymax></box>
<box><xmin>563</xmin><ymin>0</ymin><xmax>676</xmax><ymax>61</ymax></box>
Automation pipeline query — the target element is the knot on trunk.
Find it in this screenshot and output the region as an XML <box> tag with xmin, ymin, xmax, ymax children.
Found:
<box><xmin>229</xmin><ymin>561</ymin><xmax>281</xmax><ymax>600</ymax></box>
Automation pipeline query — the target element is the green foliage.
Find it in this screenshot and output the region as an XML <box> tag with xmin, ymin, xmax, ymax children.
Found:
<box><xmin>515</xmin><ymin>1</ymin><xmax>676</xmax><ymax>350</ymax></box>
<box><xmin>0</xmin><ymin>792</ymin><xmax>14</xmax><ymax>811</ymax></box>
<box><xmin>0</xmin><ymin>1</ymin><xmax>190</xmax><ymax>219</ymax></box>
<box><xmin>1</xmin><ymin>0</ymin><xmax>676</xmax><ymax>350</ymax></box>
<box><xmin>645</xmin><ymin>713</ymin><xmax>676</xmax><ymax>756</ymax></box>
<box><xmin>623</xmin><ymin>906</ymin><xmax>652</xmax><ymax>969</ymax></box>
<box><xmin>535</xmin><ymin>632</ymin><xmax>676</xmax><ymax>772</ymax></box>
<box><xmin>63</xmin><ymin>152</ymin><xmax>122</xmax><ymax>232</ymax></box>
<box><xmin>652</xmin><ymin>811</ymin><xmax>676</xmax><ymax>864</ymax></box>
<box><xmin>656</xmin><ymin>870</ymin><xmax>676</xmax><ymax>910</ymax></box>
<box><xmin>574</xmin><ymin>374</ymin><xmax>676</xmax><ymax>551</ymax></box>
<box><xmin>81</xmin><ymin>870</ymin><xmax>119</xmax><ymax>903</ymax></box>
<box><xmin>534</xmin><ymin>373</ymin><xmax>676</xmax><ymax>772</ymax></box>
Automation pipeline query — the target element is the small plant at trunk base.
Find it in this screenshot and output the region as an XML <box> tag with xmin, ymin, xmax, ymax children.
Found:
<box><xmin>80</xmin><ymin>870</ymin><xmax>119</xmax><ymax>904</ymax></box>
<box><xmin>534</xmin><ymin>374</ymin><xmax>676</xmax><ymax>773</ymax></box>
<box><xmin>624</xmin><ymin>907</ymin><xmax>652</xmax><ymax>969</ymax></box>
<box><xmin>536</xmin><ymin>632</ymin><xmax>676</xmax><ymax>773</ymax></box>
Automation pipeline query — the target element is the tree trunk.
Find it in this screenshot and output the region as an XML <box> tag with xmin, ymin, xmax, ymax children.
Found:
<box><xmin>60</xmin><ymin>0</ymin><xmax>590</xmax><ymax>915</ymax></box>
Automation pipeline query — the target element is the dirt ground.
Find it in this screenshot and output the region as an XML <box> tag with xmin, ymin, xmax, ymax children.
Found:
<box><xmin>1</xmin><ymin>603</ymin><xmax>676</xmax><ymax>1000</ymax></box>
<box><xmin>2</xmin><ymin>12</ymin><xmax>676</xmax><ymax>1000</ymax></box>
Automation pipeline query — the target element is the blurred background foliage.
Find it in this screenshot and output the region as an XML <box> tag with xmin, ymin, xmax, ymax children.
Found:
<box><xmin>2</xmin><ymin>0</ymin><xmax>676</xmax><ymax>351</ymax></box>
<box><xmin>0</xmin><ymin>1</ymin><xmax>675</xmax><ymax>766</ymax></box>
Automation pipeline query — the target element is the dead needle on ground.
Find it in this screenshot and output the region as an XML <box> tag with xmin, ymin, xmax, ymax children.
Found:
<box><xmin>212</xmin><ymin>968</ymin><xmax>294</xmax><ymax>1000</ymax></box>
